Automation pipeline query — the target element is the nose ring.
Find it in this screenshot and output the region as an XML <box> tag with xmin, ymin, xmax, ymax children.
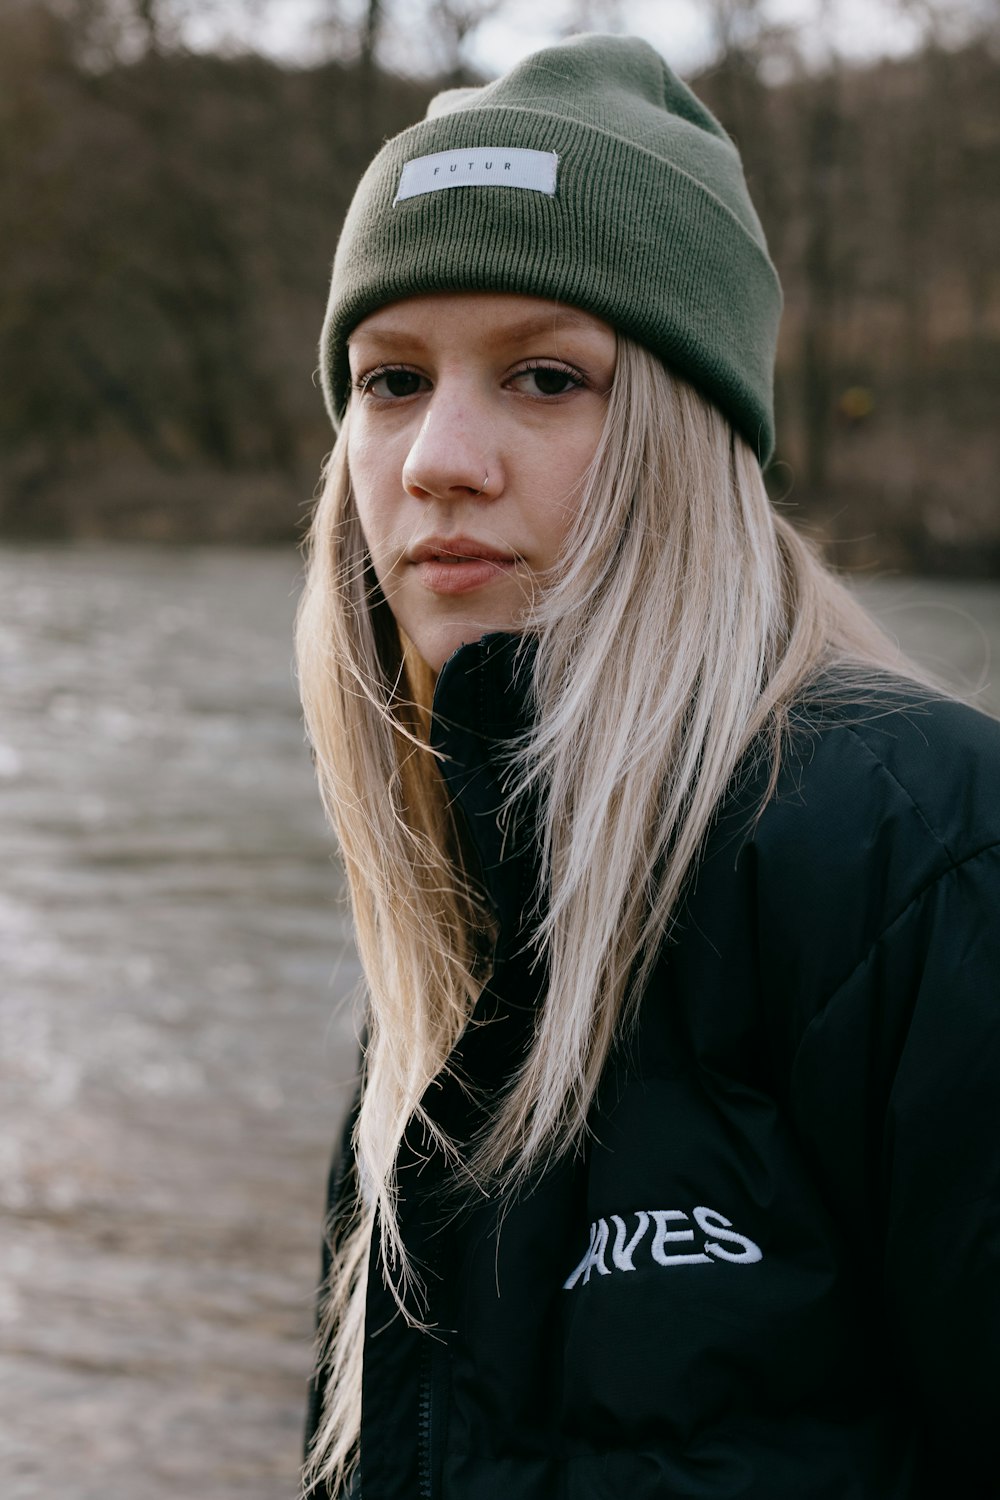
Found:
<box><xmin>476</xmin><ymin>470</ymin><xmax>489</xmax><ymax>496</ymax></box>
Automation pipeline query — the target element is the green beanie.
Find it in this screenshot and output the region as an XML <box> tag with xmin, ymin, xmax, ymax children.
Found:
<box><xmin>319</xmin><ymin>33</ymin><xmax>782</xmax><ymax>465</ymax></box>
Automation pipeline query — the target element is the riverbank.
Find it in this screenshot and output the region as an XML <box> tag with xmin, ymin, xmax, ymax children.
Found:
<box><xmin>1</xmin><ymin>545</ymin><xmax>997</xmax><ymax>1498</ymax></box>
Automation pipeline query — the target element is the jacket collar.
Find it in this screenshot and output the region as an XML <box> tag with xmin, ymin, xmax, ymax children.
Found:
<box><xmin>429</xmin><ymin>632</ymin><xmax>539</xmax><ymax>935</ymax></box>
<box><xmin>431</xmin><ymin>630</ymin><xmax>537</xmax><ymax>745</ymax></box>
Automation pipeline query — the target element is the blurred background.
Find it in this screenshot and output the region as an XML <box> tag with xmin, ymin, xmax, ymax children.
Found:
<box><xmin>3</xmin><ymin>0</ymin><xmax>999</xmax><ymax>563</ymax></box>
<box><xmin>1</xmin><ymin>1</ymin><xmax>998</xmax><ymax>1497</ymax></box>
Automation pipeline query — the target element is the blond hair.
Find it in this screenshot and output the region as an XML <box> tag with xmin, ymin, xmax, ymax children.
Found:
<box><xmin>295</xmin><ymin>336</ymin><xmax>917</xmax><ymax>1495</ymax></box>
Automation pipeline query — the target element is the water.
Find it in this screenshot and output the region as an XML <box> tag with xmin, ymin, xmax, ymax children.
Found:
<box><xmin>1</xmin><ymin>544</ymin><xmax>998</xmax><ymax>1499</ymax></box>
<box><xmin>0</xmin><ymin>545</ymin><xmax>359</xmax><ymax>1500</ymax></box>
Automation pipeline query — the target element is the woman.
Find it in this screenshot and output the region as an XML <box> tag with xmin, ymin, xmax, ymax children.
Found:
<box><xmin>295</xmin><ymin>33</ymin><xmax>1000</xmax><ymax>1500</ymax></box>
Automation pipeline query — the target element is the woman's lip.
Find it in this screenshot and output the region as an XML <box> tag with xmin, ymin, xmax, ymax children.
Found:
<box><xmin>409</xmin><ymin>537</ymin><xmax>516</xmax><ymax>565</ymax></box>
<box><xmin>414</xmin><ymin>558</ymin><xmax>516</xmax><ymax>595</ymax></box>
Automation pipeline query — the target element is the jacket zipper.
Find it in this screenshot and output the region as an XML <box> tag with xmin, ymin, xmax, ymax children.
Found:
<box><xmin>417</xmin><ymin>1336</ymin><xmax>434</xmax><ymax>1499</ymax></box>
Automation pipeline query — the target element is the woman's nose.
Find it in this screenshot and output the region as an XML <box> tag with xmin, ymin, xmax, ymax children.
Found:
<box><xmin>401</xmin><ymin>388</ymin><xmax>501</xmax><ymax>503</ymax></box>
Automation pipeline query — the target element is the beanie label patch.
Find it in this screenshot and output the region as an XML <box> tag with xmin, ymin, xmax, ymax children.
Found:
<box><xmin>394</xmin><ymin>147</ymin><xmax>558</xmax><ymax>205</ymax></box>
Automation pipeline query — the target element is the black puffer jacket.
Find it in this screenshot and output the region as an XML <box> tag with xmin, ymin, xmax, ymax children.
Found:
<box><xmin>306</xmin><ymin>634</ymin><xmax>1000</xmax><ymax>1499</ymax></box>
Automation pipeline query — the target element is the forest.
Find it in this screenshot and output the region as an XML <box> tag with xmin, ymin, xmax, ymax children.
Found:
<box><xmin>2</xmin><ymin>0</ymin><xmax>998</xmax><ymax>572</ymax></box>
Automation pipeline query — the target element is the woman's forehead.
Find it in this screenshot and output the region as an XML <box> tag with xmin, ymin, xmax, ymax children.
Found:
<box><xmin>348</xmin><ymin>292</ymin><xmax>615</xmax><ymax>351</ymax></box>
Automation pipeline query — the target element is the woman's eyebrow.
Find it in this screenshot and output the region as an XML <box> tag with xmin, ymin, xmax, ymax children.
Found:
<box><xmin>348</xmin><ymin>309</ymin><xmax>600</xmax><ymax>352</ymax></box>
<box><xmin>491</xmin><ymin>310</ymin><xmax>601</xmax><ymax>343</ymax></box>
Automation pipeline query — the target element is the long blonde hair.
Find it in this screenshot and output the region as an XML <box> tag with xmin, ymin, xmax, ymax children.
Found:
<box><xmin>295</xmin><ymin>335</ymin><xmax>916</xmax><ymax>1495</ymax></box>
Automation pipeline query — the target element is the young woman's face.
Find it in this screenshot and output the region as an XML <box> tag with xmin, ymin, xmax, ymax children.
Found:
<box><xmin>346</xmin><ymin>291</ymin><xmax>616</xmax><ymax>673</ymax></box>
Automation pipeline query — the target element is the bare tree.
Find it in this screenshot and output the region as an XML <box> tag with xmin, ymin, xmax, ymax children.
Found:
<box><xmin>426</xmin><ymin>0</ymin><xmax>509</xmax><ymax>81</ymax></box>
<box><xmin>361</xmin><ymin>0</ymin><xmax>383</xmax><ymax>76</ymax></box>
<box><xmin>558</xmin><ymin>0</ymin><xmax>626</xmax><ymax>32</ymax></box>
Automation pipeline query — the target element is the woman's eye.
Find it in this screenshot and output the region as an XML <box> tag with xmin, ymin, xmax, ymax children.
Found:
<box><xmin>358</xmin><ymin>368</ymin><xmax>424</xmax><ymax>399</ymax></box>
<box><xmin>514</xmin><ymin>364</ymin><xmax>584</xmax><ymax>397</ymax></box>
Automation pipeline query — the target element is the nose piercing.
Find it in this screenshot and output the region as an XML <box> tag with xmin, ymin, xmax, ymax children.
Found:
<box><xmin>475</xmin><ymin>470</ymin><xmax>489</xmax><ymax>496</ymax></box>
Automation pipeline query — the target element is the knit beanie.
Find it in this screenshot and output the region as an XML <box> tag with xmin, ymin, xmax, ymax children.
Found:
<box><xmin>319</xmin><ymin>33</ymin><xmax>782</xmax><ymax>465</ymax></box>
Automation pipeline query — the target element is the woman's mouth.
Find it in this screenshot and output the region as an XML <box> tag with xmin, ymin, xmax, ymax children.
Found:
<box><xmin>409</xmin><ymin>538</ymin><xmax>518</xmax><ymax>595</ymax></box>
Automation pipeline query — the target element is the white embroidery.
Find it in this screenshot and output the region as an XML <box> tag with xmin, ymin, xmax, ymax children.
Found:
<box><xmin>563</xmin><ymin>1205</ymin><xmax>763</xmax><ymax>1289</ymax></box>
<box><xmin>586</xmin><ymin>1217</ymin><xmax>611</xmax><ymax>1282</ymax></box>
<box><xmin>394</xmin><ymin>147</ymin><xmax>559</xmax><ymax>205</ymax></box>
<box><xmin>563</xmin><ymin>1222</ymin><xmax>597</xmax><ymax>1290</ymax></box>
<box><xmin>610</xmin><ymin>1211</ymin><xmax>649</xmax><ymax>1271</ymax></box>
<box><xmin>650</xmin><ymin>1209</ymin><xmax>711</xmax><ymax>1267</ymax></box>
<box><xmin>562</xmin><ymin>1216</ymin><xmax>612</xmax><ymax>1289</ymax></box>
<box><xmin>693</xmin><ymin>1205</ymin><xmax>763</xmax><ymax>1264</ymax></box>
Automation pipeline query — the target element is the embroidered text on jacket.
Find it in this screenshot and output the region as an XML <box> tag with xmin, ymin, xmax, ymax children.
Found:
<box><xmin>563</xmin><ymin>1206</ymin><xmax>763</xmax><ymax>1289</ymax></box>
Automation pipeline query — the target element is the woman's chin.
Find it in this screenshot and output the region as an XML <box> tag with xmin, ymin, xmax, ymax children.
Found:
<box><xmin>407</xmin><ymin>617</ymin><xmax>523</xmax><ymax>676</ymax></box>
